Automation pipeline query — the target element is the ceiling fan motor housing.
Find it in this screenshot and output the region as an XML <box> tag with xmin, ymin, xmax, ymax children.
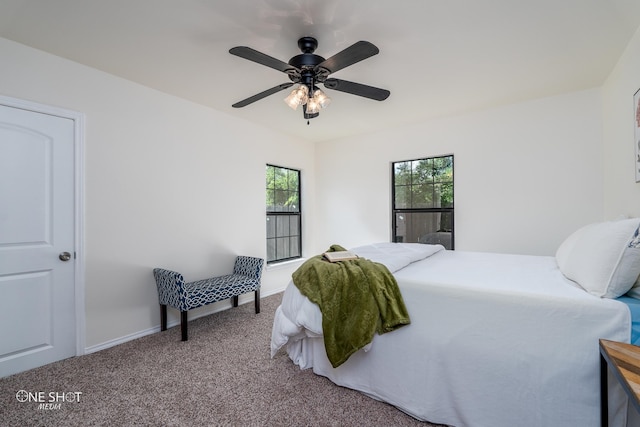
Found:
<box><xmin>289</xmin><ymin>38</ymin><xmax>325</xmax><ymax>70</ymax></box>
<box><xmin>288</xmin><ymin>53</ymin><xmax>325</xmax><ymax>69</ymax></box>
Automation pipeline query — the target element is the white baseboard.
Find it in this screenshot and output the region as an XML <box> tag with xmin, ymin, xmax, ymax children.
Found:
<box><xmin>84</xmin><ymin>288</ymin><xmax>286</xmax><ymax>355</ymax></box>
<box><xmin>85</xmin><ymin>326</ymin><xmax>161</xmax><ymax>354</ymax></box>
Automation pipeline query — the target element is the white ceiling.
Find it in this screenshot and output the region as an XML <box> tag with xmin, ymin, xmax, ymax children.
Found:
<box><xmin>1</xmin><ymin>0</ymin><xmax>640</xmax><ymax>143</ymax></box>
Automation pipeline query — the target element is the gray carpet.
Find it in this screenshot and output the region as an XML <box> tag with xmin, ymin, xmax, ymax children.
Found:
<box><xmin>1</xmin><ymin>293</ymin><xmax>445</xmax><ymax>426</ymax></box>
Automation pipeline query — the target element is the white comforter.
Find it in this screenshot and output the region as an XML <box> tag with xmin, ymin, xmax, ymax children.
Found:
<box><xmin>271</xmin><ymin>244</ymin><xmax>632</xmax><ymax>427</ymax></box>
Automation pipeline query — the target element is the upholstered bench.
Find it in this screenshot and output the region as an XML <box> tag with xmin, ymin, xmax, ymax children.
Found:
<box><xmin>153</xmin><ymin>256</ymin><xmax>264</xmax><ymax>341</ymax></box>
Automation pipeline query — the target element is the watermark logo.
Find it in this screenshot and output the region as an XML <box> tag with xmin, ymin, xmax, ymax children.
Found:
<box><xmin>15</xmin><ymin>390</ymin><xmax>82</xmax><ymax>410</ymax></box>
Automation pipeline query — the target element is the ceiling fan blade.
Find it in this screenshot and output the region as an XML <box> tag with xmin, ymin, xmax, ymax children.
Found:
<box><xmin>315</xmin><ymin>41</ymin><xmax>379</xmax><ymax>74</ymax></box>
<box><xmin>232</xmin><ymin>83</ymin><xmax>294</xmax><ymax>108</ymax></box>
<box><xmin>324</xmin><ymin>78</ymin><xmax>390</xmax><ymax>101</ymax></box>
<box><xmin>229</xmin><ymin>46</ymin><xmax>299</xmax><ymax>74</ymax></box>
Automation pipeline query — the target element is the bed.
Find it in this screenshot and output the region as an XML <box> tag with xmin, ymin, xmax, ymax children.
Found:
<box><xmin>271</xmin><ymin>218</ymin><xmax>640</xmax><ymax>427</ymax></box>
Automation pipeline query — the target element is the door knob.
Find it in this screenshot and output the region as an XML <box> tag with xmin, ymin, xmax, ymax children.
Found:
<box><xmin>59</xmin><ymin>252</ymin><xmax>72</xmax><ymax>261</ymax></box>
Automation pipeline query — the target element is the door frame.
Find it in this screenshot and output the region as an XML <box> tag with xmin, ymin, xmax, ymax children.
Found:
<box><xmin>0</xmin><ymin>94</ymin><xmax>86</xmax><ymax>356</ymax></box>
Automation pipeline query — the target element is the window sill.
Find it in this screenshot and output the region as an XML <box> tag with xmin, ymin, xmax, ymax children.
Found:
<box><xmin>266</xmin><ymin>257</ymin><xmax>306</xmax><ymax>271</ymax></box>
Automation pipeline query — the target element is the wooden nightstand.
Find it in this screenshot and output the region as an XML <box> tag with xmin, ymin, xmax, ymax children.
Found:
<box><xmin>599</xmin><ymin>339</ymin><xmax>640</xmax><ymax>427</ymax></box>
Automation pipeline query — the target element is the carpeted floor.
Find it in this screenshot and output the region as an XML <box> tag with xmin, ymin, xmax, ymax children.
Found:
<box><xmin>1</xmin><ymin>293</ymin><xmax>445</xmax><ymax>426</ymax></box>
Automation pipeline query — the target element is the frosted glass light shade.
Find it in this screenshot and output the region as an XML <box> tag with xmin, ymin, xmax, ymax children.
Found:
<box><xmin>306</xmin><ymin>97</ymin><xmax>320</xmax><ymax>114</ymax></box>
<box><xmin>313</xmin><ymin>89</ymin><xmax>331</xmax><ymax>108</ymax></box>
<box><xmin>284</xmin><ymin>85</ymin><xmax>309</xmax><ymax>110</ymax></box>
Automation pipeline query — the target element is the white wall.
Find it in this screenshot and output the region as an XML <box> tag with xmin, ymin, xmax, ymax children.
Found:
<box><xmin>0</xmin><ymin>38</ymin><xmax>315</xmax><ymax>348</ymax></box>
<box><xmin>2</xmin><ymin>26</ymin><xmax>636</xmax><ymax>350</ymax></box>
<box><xmin>603</xmin><ymin>26</ymin><xmax>640</xmax><ymax>218</ymax></box>
<box><xmin>315</xmin><ymin>89</ymin><xmax>604</xmax><ymax>256</ymax></box>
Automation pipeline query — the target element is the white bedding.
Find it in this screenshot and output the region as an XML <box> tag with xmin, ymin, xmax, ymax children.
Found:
<box><xmin>271</xmin><ymin>245</ymin><xmax>632</xmax><ymax>427</ymax></box>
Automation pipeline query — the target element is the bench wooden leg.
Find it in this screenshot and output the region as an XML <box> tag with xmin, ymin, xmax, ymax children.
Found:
<box><xmin>255</xmin><ymin>289</ymin><xmax>260</xmax><ymax>313</ymax></box>
<box><xmin>180</xmin><ymin>311</ymin><xmax>188</xmax><ymax>341</ymax></box>
<box><xmin>160</xmin><ymin>304</ymin><xmax>167</xmax><ymax>331</ymax></box>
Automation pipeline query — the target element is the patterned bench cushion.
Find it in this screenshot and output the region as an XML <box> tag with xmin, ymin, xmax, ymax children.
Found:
<box><xmin>183</xmin><ymin>274</ymin><xmax>259</xmax><ymax>310</ymax></box>
<box><xmin>153</xmin><ymin>256</ymin><xmax>263</xmax><ymax>312</ymax></box>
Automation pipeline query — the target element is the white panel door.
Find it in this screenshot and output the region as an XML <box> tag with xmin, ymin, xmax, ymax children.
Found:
<box><xmin>0</xmin><ymin>104</ymin><xmax>76</xmax><ymax>377</ymax></box>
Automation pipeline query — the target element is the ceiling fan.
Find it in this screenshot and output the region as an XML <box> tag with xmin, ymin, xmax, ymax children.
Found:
<box><xmin>229</xmin><ymin>37</ymin><xmax>390</xmax><ymax>121</ymax></box>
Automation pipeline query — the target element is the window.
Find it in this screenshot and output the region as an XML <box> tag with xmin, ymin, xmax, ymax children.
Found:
<box><xmin>392</xmin><ymin>155</ymin><xmax>454</xmax><ymax>249</ymax></box>
<box><xmin>266</xmin><ymin>164</ymin><xmax>301</xmax><ymax>263</ymax></box>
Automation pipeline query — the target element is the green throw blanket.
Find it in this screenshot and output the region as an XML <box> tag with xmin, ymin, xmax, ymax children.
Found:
<box><xmin>292</xmin><ymin>244</ymin><xmax>411</xmax><ymax>368</ymax></box>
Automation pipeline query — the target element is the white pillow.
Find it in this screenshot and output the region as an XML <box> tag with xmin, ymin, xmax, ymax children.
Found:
<box><xmin>555</xmin><ymin>218</ymin><xmax>640</xmax><ymax>298</ymax></box>
<box><xmin>555</xmin><ymin>224</ymin><xmax>587</xmax><ymax>272</ymax></box>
